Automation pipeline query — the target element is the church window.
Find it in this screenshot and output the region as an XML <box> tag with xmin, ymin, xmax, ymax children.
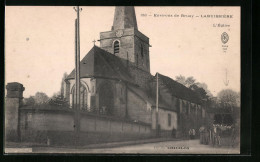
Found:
<box><xmin>114</xmin><ymin>40</ymin><xmax>120</xmax><ymax>55</ymax></box>
<box><xmin>72</xmin><ymin>83</ymin><xmax>88</xmax><ymax>110</ymax></box>
<box><xmin>168</xmin><ymin>114</ymin><xmax>171</xmax><ymax>126</ymax></box>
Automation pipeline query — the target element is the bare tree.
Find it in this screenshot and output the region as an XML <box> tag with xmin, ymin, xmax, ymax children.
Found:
<box><xmin>175</xmin><ymin>75</ymin><xmax>186</xmax><ymax>86</ymax></box>
<box><xmin>175</xmin><ymin>75</ymin><xmax>196</xmax><ymax>87</ymax></box>
<box><xmin>185</xmin><ymin>76</ymin><xmax>196</xmax><ymax>88</ymax></box>
<box><xmin>217</xmin><ymin>89</ymin><xmax>240</xmax><ymax>108</ymax></box>
<box><xmin>194</xmin><ymin>82</ymin><xmax>213</xmax><ymax>97</ymax></box>
<box><xmin>34</xmin><ymin>92</ymin><xmax>49</xmax><ymax>104</ymax></box>
<box><xmin>175</xmin><ymin>75</ymin><xmax>213</xmax><ymax>101</ymax></box>
<box><xmin>23</xmin><ymin>96</ymin><xmax>36</xmax><ymax>105</ymax></box>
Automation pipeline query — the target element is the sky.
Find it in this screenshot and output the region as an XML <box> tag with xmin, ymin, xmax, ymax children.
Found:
<box><xmin>5</xmin><ymin>6</ymin><xmax>240</xmax><ymax>98</ymax></box>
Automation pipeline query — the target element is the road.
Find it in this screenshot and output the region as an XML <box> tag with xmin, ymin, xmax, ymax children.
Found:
<box><xmin>5</xmin><ymin>139</ymin><xmax>240</xmax><ymax>154</ymax></box>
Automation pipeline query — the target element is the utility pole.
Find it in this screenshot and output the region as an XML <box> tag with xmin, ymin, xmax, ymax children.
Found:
<box><xmin>156</xmin><ymin>72</ymin><xmax>159</xmax><ymax>137</ymax></box>
<box><xmin>73</xmin><ymin>5</ymin><xmax>82</xmax><ymax>146</ymax></box>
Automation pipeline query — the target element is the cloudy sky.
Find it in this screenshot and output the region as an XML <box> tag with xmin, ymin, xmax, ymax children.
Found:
<box><xmin>5</xmin><ymin>6</ymin><xmax>240</xmax><ymax>98</ymax></box>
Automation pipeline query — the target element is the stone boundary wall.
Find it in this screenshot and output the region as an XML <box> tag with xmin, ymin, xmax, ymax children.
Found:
<box><xmin>17</xmin><ymin>107</ymin><xmax>154</xmax><ymax>146</ymax></box>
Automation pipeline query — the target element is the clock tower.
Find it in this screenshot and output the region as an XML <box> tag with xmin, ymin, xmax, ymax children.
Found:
<box><xmin>99</xmin><ymin>6</ymin><xmax>150</xmax><ymax>73</ymax></box>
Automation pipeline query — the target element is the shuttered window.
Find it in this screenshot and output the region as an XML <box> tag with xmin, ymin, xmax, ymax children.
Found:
<box><xmin>114</xmin><ymin>40</ymin><xmax>120</xmax><ymax>54</ymax></box>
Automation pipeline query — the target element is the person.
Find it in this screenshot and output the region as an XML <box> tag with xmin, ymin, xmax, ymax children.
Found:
<box><xmin>192</xmin><ymin>129</ymin><xmax>196</xmax><ymax>139</ymax></box>
<box><xmin>213</xmin><ymin>126</ymin><xmax>221</xmax><ymax>147</ymax></box>
<box><xmin>189</xmin><ymin>129</ymin><xmax>192</xmax><ymax>139</ymax></box>
<box><xmin>172</xmin><ymin>128</ymin><xmax>176</xmax><ymax>138</ymax></box>
<box><xmin>231</xmin><ymin>126</ymin><xmax>236</xmax><ymax>147</ymax></box>
<box><xmin>216</xmin><ymin>127</ymin><xmax>221</xmax><ymax>146</ymax></box>
<box><xmin>101</xmin><ymin>106</ymin><xmax>107</xmax><ymax>114</ymax></box>
<box><xmin>204</xmin><ymin>128</ymin><xmax>210</xmax><ymax>145</ymax></box>
<box><xmin>212</xmin><ymin>126</ymin><xmax>217</xmax><ymax>146</ymax></box>
<box><xmin>199</xmin><ymin>126</ymin><xmax>205</xmax><ymax>144</ymax></box>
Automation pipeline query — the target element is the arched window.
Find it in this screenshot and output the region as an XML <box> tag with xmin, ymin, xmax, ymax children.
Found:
<box><xmin>72</xmin><ymin>83</ymin><xmax>88</xmax><ymax>110</ymax></box>
<box><xmin>114</xmin><ymin>40</ymin><xmax>120</xmax><ymax>55</ymax></box>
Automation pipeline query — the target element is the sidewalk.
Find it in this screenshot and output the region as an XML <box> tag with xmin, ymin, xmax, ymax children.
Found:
<box><xmin>5</xmin><ymin>137</ymin><xmax>180</xmax><ymax>150</ymax></box>
<box><xmin>80</xmin><ymin>137</ymin><xmax>180</xmax><ymax>149</ymax></box>
<box><xmin>5</xmin><ymin>138</ymin><xmax>240</xmax><ymax>154</ymax></box>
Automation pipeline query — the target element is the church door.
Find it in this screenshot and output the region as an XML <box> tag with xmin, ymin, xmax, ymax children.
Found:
<box><xmin>99</xmin><ymin>83</ymin><xmax>114</xmax><ymax>115</ymax></box>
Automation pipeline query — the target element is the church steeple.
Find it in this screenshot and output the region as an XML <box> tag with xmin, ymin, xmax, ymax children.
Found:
<box><xmin>99</xmin><ymin>6</ymin><xmax>150</xmax><ymax>73</ymax></box>
<box><xmin>112</xmin><ymin>6</ymin><xmax>138</xmax><ymax>30</ymax></box>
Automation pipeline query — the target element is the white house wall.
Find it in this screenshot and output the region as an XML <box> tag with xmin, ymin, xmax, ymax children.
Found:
<box><xmin>152</xmin><ymin>108</ymin><xmax>178</xmax><ymax>131</ymax></box>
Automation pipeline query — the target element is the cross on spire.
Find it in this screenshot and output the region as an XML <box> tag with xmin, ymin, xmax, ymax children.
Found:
<box><xmin>92</xmin><ymin>39</ymin><xmax>96</xmax><ymax>46</ymax></box>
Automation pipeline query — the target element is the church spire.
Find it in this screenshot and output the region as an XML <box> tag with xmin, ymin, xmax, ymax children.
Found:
<box><xmin>112</xmin><ymin>6</ymin><xmax>138</xmax><ymax>30</ymax></box>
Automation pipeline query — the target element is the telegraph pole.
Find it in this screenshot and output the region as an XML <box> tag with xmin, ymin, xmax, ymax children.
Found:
<box><xmin>156</xmin><ymin>73</ymin><xmax>159</xmax><ymax>136</ymax></box>
<box><xmin>73</xmin><ymin>5</ymin><xmax>82</xmax><ymax>146</ymax></box>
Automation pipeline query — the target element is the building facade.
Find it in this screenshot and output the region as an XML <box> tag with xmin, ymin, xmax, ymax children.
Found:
<box><xmin>64</xmin><ymin>6</ymin><xmax>206</xmax><ymax>135</ymax></box>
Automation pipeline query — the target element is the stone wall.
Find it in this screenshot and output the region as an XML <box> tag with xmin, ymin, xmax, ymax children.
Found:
<box><xmin>96</xmin><ymin>79</ymin><xmax>127</xmax><ymax>118</ymax></box>
<box><xmin>100</xmin><ymin>28</ymin><xmax>135</xmax><ymax>62</ymax></box>
<box><xmin>128</xmin><ymin>65</ymin><xmax>153</xmax><ymax>89</ymax></box>
<box><xmin>18</xmin><ymin>107</ymin><xmax>153</xmax><ymax>145</ymax></box>
<box><xmin>127</xmin><ymin>89</ymin><xmax>152</xmax><ymax>124</ymax></box>
<box><xmin>5</xmin><ymin>82</ymin><xmax>155</xmax><ymax>146</ymax></box>
<box><xmin>134</xmin><ymin>30</ymin><xmax>150</xmax><ymax>72</ymax></box>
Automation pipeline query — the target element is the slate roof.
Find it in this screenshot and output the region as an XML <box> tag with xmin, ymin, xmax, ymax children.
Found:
<box><xmin>66</xmin><ymin>46</ymin><xmax>134</xmax><ymax>83</ymax></box>
<box><xmin>157</xmin><ymin>73</ymin><xmax>202</xmax><ymax>104</ymax></box>
<box><xmin>66</xmin><ymin>46</ymin><xmax>202</xmax><ymax>107</ymax></box>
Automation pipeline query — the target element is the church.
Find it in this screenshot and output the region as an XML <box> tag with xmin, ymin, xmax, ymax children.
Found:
<box><xmin>64</xmin><ymin>6</ymin><xmax>206</xmax><ymax>136</ymax></box>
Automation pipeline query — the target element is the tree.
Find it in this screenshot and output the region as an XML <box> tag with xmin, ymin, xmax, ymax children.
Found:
<box><xmin>34</xmin><ymin>92</ymin><xmax>49</xmax><ymax>104</ymax></box>
<box><xmin>175</xmin><ymin>75</ymin><xmax>212</xmax><ymax>99</ymax></box>
<box><xmin>194</xmin><ymin>82</ymin><xmax>213</xmax><ymax>98</ymax></box>
<box><xmin>175</xmin><ymin>75</ymin><xmax>186</xmax><ymax>86</ymax></box>
<box><xmin>23</xmin><ymin>96</ymin><xmax>35</xmax><ymax>105</ymax></box>
<box><xmin>217</xmin><ymin>89</ymin><xmax>240</xmax><ymax>108</ymax></box>
<box><xmin>185</xmin><ymin>76</ymin><xmax>196</xmax><ymax>88</ymax></box>
<box><xmin>189</xmin><ymin>84</ymin><xmax>208</xmax><ymax>100</ymax></box>
<box><xmin>51</xmin><ymin>92</ymin><xmax>61</xmax><ymax>99</ymax></box>
<box><xmin>175</xmin><ymin>75</ymin><xmax>196</xmax><ymax>88</ymax></box>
